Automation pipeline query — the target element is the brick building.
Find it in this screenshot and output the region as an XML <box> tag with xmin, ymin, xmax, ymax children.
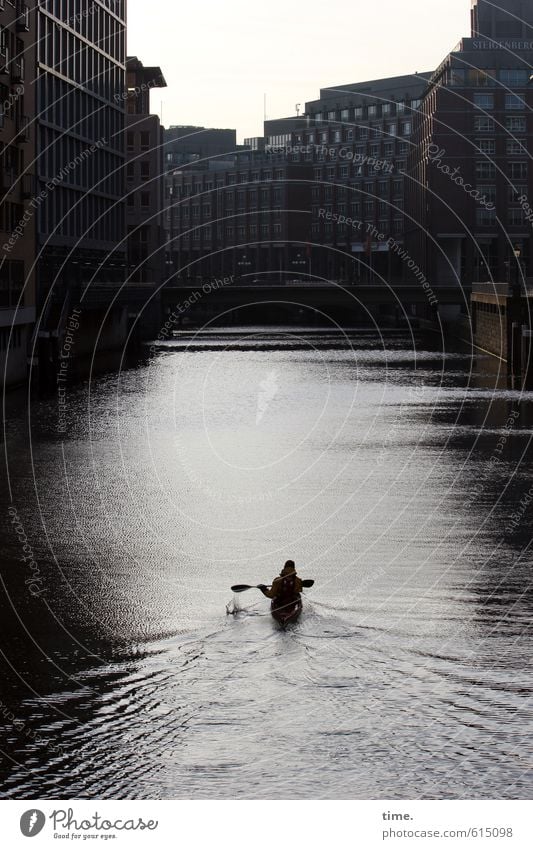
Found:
<box><xmin>406</xmin><ymin>0</ymin><xmax>533</xmax><ymax>289</ymax></box>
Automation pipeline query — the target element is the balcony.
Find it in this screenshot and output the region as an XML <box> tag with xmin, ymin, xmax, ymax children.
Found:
<box><xmin>16</xmin><ymin>114</ymin><xmax>29</xmax><ymax>141</ymax></box>
<box><xmin>21</xmin><ymin>173</ymin><xmax>34</xmax><ymax>198</ymax></box>
<box><xmin>10</xmin><ymin>60</ymin><xmax>24</xmax><ymax>83</ymax></box>
<box><xmin>16</xmin><ymin>3</ymin><xmax>30</xmax><ymax>31</ymax></box>
<box><xmin>0</xmin><ymin>47</ymin><xmax>9</xmax><ymax>76</ymax></box>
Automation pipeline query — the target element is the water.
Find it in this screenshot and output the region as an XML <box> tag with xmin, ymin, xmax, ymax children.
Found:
<box><xmin>1</xmin><ymin>328</ymin><xmax>532</xmax><ymax>799</ymax></box>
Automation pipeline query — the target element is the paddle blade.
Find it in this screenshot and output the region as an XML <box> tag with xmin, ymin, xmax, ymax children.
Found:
<box><xmin>302</xmin><ymin>579</ymin><xmax>314</xmax><ymax>588</ymax></box>
<box><xmin>231</xmin><ymin>584</ymin><xmax>253</xmax><ymax>593</ymax></box>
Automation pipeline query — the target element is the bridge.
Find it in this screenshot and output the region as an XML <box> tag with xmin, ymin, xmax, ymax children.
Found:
<box><xmin>161</xmin><ymin>280</ymin><xmax>467</xmax><ymax>325</ymax></box>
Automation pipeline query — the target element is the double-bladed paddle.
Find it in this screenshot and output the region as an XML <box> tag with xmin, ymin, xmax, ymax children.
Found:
<box><xmin>231</xmin><ymin>580</ymin><xmax>314</xmax><ymax>593</ymax></box>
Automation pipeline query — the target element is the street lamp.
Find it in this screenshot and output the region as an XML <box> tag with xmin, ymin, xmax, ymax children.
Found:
<box><xmin>237</xmin><ymin>254</ymin><xmax>252</xmax><ymax>282</ymax></box>
<box><xmin>512</xmin><ymin>244</ymin><xmax>522</xmax><ymax>299</ymax></box>
<box><xmin>291</xmin><ymin>252</ymin><xmax>307</xmax><ymax>281</ymax></box>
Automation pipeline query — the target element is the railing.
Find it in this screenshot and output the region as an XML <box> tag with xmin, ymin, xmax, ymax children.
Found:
<box><xmin>10</xmin><ymin>59</ymin><xmax>24</xmax><ymax>82</ymax></box>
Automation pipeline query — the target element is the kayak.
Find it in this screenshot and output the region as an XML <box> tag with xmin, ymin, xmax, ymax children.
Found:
<box><xmin>271</xmin><ymin>596</ymin><xmax>302</xmax><ymax>627</ymax></box>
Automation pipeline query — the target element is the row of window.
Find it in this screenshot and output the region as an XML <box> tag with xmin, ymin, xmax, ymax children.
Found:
<box><xmin>37</xmin><ymin>189</ymin><xmax>124</xmax><ymax>241</ymax></box>
<box><xmin>38</xmin><ymin>127</ymin><xmax>123</xmax><ymax>197</ymax></box>
<box><xmin>473</xmin><ymin>92</ymin><xmax>527</xmax><ymax>110</ymax></box>
<box><xmin>447</xmin><ymin>68</ymin><xmax>531</xmax><ymax>88</ymax></box>
<box><xmin>475</xmin><ymin>161</ymin><xmax>528</xmax><ymax>179</ymax></box>
<box><xmin>41</xmin><ymin>2</ymin><xmax>125</xmax><ymax>64</ymax></box>
<box><xmin>39</xmin><ymin>15</ymin><xmax>124</xmax><ymax>100</ymax></box>
<box><xmin>37</xmin><ymin>76</ymin><xmax>124</xmax><ymax>153</ymax></box>
<box><xmin>474</xmin><ymin>116</ymin><xmax>527</xmax><ymax>132</ymax></box>
<box><xmin>312</xmin><ymin>100</ymin><xmax>421</xmax><ymax>123</ymax></box>
<box><xmin>476</xmin><ymin>208</ymin><xmax>528</xmax><ymax>226</ymax></box>
<box><xmin>476</xmin><ymin>138</ymin><xmax>527</xmax><ymax>154</ymax></box>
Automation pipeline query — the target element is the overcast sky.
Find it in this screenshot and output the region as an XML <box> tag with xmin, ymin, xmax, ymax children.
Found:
<box><xmin>127</xmin><ymin>0</ymin><xmax>471</xmax><ymax>142</ymax></box>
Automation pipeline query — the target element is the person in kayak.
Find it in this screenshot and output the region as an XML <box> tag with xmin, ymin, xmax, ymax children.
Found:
<box><xmin>258</xmin><ymin>560</ymin><xmax>302</xmax><ymax>606</ymax></box>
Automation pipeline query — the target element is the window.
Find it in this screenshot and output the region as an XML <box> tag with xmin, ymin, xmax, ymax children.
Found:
<box><xmin>479</xmin><ymin>185</ymin><xmax>496</xmax><ymax>204</ymax></box>
<box><xmin>477</xmin><ymin>139</ymin><xmax>496</xmax><ymax>154</ymax></box>
<box><xmin>126</xmin><ymin>131</ymin><xmax>134</xmax><ymax>152</ymax></box>
<box><xmin>340</xmin><ymin>165</ymin><xmax>349</xmax><ymax>178</ymax></box>
<box><xmin>140</xmin><ymin>192</ymin><xmax>150</xmax><ymax>208</ymax></box>
<box><xmin>396</xmin><ymin>102</ymin><xmax>406</xmax><ymax>113</ymax></box>
<box><xmin>384</xmin><ymin>143</ymin><xmax>394</xmax><ymax>157</ymax></box>
<box><xmin>474</xmin><ymin>116</ymin><xmax>495</xmax><ymax>132</ymax></box>
<box><xmin>510</xmin><ymin>162</ymin><xmax>527</xmax><ymax>180</ymax></box>
<box><xmin>140</xmin><ymin>132</ymin><xmax>150</xmax><ymax>151</ymax></box>
<box><xmin>509</xmin><ymin>184</ymin><xmax>527</xmax><ymax>203</ymax></box>
<box><xmin>364</xmin><ymin>200</ymin><xmax>374</xmax><ymax>216</ymax></box>
<box><xmin>473</xmin><ymin>93</ymin><xmax>494</xmax><ymax>110</ymax></box>
<box><xmin>507</xmin><ymin>139</ymin><xmax>526</xmax><ymax>155</ymax></box>
<box><xmin>476</xmin><ymin>161</ymin><xmax>496</xmax><ymax>179</ymax></box>
<box><xmin>388</xmin><ymin>124</ymin><xmax>397</xmax><ymax>137</ymax></box>
<box><xmin>508</xmin><ymin>208</ymin><xmax>525</xmax><ymax>226</ymax></box>
<box><xmin>402</xmin><ymin>122</ymin><xmax>412</xmax><ymax>136</ymax></box>
<box><xmin>368</xmin><ymin>106</ymin><xmax>378</xmax><ymax>117</ymax></box>
<box><xmin>140</xmin><ymin>162</ymin><xmax>150</xmax><ymax>180</ymax></box>
<box><xmin>382</xmin><ymin>104</ymin><xmax>391</xmax><ymax>115</ymax></box>
<box><xmin>467</xmin><ymin>69</ymin><xmax>496</xmax><ymax>87</ymax></box>
<box><xmin>476</xmin><ymin>208</ymin><xmax>496</xmax><ymax>226</ymax></box>
<box><xmin>505</xmin><ymin>93</ymin><xmax>525</xmax><ymax>110</ymax></box>
<box><xmin>340</xmin><ymin>109</ymin><xmax>350</xmax><ymax>121</ymax></box>
<box><xmin>126</xmin><ymin>162</ymin><xmax>134</xmax><ymax>180</ymax></box>
<box><xmin>500</xmin><ymin>70</ymin><xmax>529</xmax><ymax>87</ymax></box>
<box><xmin>506</xmin><ymin>116</ymin><xmax>526</xmax><ymax>132</ymax></box>
<box><xmin>334</xmin><ymin>130</ymin><xmax>341</xmax><ymax>142</ymax></box>
<box><xmin>448</xmin><ymin>69</ymin><xmax>465</xmax><ymax>86</ymax></box>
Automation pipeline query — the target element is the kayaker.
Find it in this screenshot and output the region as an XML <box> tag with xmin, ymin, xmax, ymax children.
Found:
<box><xmin>258</xmin><ymin>560</ymin><xmax>303</xmax><ymax>605</ymax></box>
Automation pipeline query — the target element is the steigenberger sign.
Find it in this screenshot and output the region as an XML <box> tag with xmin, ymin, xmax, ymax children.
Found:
<box><xmin>472</xmin><ymin>40</ymin><xmax>533</xmax><ymax>49</ymax></box>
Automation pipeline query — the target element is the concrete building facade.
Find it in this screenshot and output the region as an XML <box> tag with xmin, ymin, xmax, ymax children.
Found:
<box><xmin>0</xmin><ymin>0</ymin><xmax>36</xmax><ymax>387</ymax></box>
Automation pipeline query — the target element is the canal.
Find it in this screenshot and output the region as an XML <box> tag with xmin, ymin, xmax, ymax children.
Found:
<box><xmin>1</xmin><ymin>328</ymin><xmax>532</xmax><ymax>799</ymax></box>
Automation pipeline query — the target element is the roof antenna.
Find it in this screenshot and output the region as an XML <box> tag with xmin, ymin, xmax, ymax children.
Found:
<box><xmin>295</xmin><ymin>103</ymin><xmax>301</xmax><ymax>117</ymax></box>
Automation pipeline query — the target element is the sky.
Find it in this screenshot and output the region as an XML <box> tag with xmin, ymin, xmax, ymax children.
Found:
<box><xmin>126</xmin><ymin>0</ymin><xmax>471</xmax><ymax>143</ymax></box>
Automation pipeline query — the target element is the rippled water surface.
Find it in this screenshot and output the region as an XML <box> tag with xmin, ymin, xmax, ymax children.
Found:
<box><xmin>1</xmin><ymin>329</ymin><xmax>532</xmax><ymax>799</ymax></box>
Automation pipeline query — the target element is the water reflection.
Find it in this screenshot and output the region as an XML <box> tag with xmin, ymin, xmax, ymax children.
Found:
<box><xmin>0</xmin><ymin>330</ymin><xmax>532</xmax><ymax>799</ymax></box>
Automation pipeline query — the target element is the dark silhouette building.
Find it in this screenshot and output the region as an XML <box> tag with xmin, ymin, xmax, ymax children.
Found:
<box><xmin>0</xmin><ymin>0</ymin><xmax>36</xmax><ymax>387</ymax></box>
<box><xmin>125</xmin><ymin>56</ymin><xmax>166</xmax><ymax>290</ymax></box>
<box><xmin>36</xmin><ymin>0</ymin><xmax>127</xmax><ymax>306</ymax></box>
